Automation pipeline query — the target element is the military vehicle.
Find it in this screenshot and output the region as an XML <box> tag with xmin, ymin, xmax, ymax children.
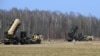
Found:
<box><xmin>4</xmin><ymin>18</ymin><xmax>43</xmax><ymax>45</ymax></box>
<box><xmin>67</xmin><ymin>26</ymin><xmax>94</xmax><ymax>42</ymax></box>
<box><xmin>67</xmin><ymin>26</ymin><xmax>78</xmax><ymax>41</ymax></box>
<box><xmin>4</xmin><ymin>19</ymin><xmax>21</xmax><ymax>44</ymax></box>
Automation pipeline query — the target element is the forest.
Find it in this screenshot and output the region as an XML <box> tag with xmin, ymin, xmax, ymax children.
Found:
<box><xmin>0</xmin><ymin>8</ymin><xmax>100</xmax><ymax>41</ymax></box>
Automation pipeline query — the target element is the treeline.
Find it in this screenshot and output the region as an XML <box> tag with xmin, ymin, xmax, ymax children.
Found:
<box><xmin>0</xmin><ymin>8</ymin><xmax>100</xmax><ymax>40</ymax></box>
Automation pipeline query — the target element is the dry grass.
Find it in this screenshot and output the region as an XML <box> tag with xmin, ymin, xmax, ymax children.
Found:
<box><xmin>0</xmin><ymin>41</ymin><xmax>100</xmax><ymax>56</ymax></box>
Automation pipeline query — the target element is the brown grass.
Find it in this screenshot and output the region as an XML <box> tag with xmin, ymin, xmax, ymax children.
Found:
<box><xmin>0</xmin><ymin>41</ymin><xmax>100</xmax><ymax>56</ymax></box>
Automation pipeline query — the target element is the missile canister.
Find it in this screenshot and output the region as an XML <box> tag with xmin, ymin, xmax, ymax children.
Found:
<box><xmin>8</xmin><ymin>19</ymin><xmax>20</xmax><ymax>35</ymax></box>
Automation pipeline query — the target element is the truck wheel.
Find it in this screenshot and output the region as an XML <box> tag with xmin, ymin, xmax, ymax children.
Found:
<box><xmin>36</xmin><ymin>39</ymin><xmax>41</xmax><ymax>44</ymax></box>
<box><xmin>12</xmin><ymin>41</ymin><xmax>19</xmax><ymax>45</ymax></box>
<box><xmin>4</xmin><ymin>41</ymin><xmax>10</xmax><ymax>45</ymax></box>
<box><xmin>4</xmin><ymin>39</ymin><xmax>10</xmax><ymax>45</ymax></box>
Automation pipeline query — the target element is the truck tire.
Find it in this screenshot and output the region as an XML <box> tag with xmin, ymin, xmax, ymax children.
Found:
<box><xmin>36</xmin><ymin>39</ymin><xmax>41</xmax><ymax>44</ymax></box>
<box><xmin>4</xmin><ymin>40</ymin><xmax>10</xmax><ymax>45</ymax></box>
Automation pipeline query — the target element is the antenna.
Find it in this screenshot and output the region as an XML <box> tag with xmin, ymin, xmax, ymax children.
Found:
<box><xmin>0</xmin><ymin>20</ymin><xmax>1</xmax><ymax>29</ymax></box>
<box><xmin>22</xmin><ymin>21</ymin><xmax>25</xmax><ymax>31</ymax></box>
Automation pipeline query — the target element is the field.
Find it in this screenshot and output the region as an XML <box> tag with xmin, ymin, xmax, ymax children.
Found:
<box><xmin>0</xmin><ymin>41</ymin><xmax>100</xmax><ymax>56</ymax></box>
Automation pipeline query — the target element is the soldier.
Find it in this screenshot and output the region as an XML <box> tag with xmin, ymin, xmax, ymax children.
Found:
<box><xmin>47</xmin><ymin>37</ymin><xmax>51</xmax><ymax>44</ymax></box>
